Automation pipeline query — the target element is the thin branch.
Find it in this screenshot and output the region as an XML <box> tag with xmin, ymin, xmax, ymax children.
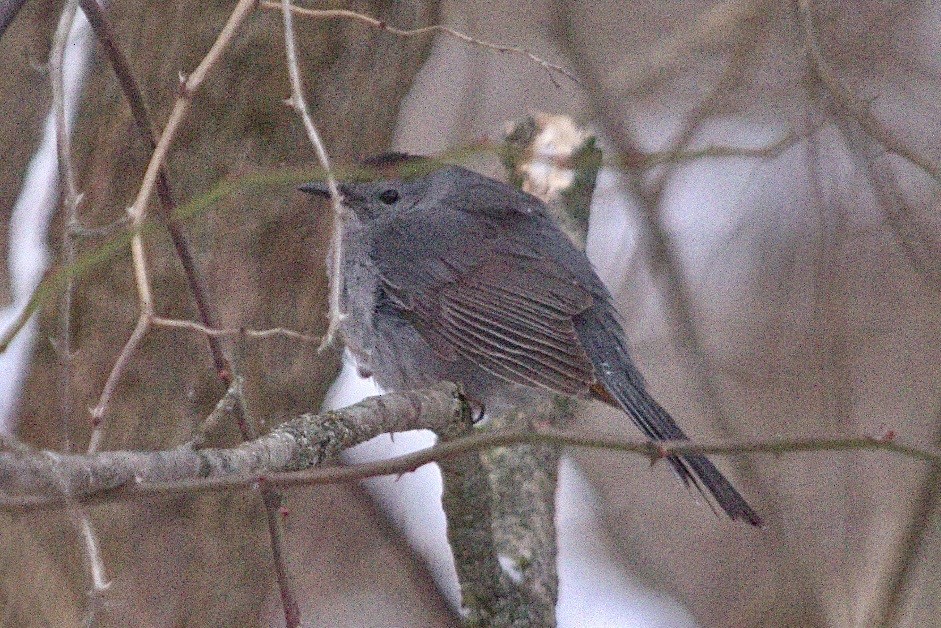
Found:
<box><xmin>797</xmin><ymin>0</ymin><xmax>941</xmax><ymax>293</ymax></box>
<box><xmin>270</xmin><ymin>6</ymin><xmax>341</xmax><ymax>621</ymax></box>
<box><xmin>48</xmin><ymin>3</ymin><xmax>112</xmax><ymax>614</ymax></box>
<box><xmin>87</xmin><ymin>313</ymin><xmax>149</xmax><ymax>453</ymax></box>
<box><xmin>77</xmin><ymin>0</ymin><xmax>229</xmax><ymax>376</ymax></box>
<box><xmin>86</xmin><ymin>0</ymin><xmax>258</xmax><ymax>447</ymax></box>
<box><xmin>68</xmin><ymin>214</ymin><xmax>129</xmax><ymax>238</ymax></box>
<box><xmin>260</xmin><ymin>485</ymin><xmax>298</xmax><ymax>627</ymax></box>
<box><xmin>548</xmin><ymin>7</ymin><xmax>831</xmax><ymax>604</ymax></box>
<box><xmin>871</xmin><ymin>402</ymin><xmax>941</xmax><ymax>628</ymax></box>
<box><xmin>181</xmin><ymin>375</ymin><xmax>243</xmax><ymax>450</ymax></box>
<box><xmin>231</xmin><ymin>366</ymin><xmax>299</xmax><ymax>628</ymax></box>
<box><xmin>50</xmin><ymin>0</ymin><xmax>81</xmax><ymax>454</ymax></box>
<box><xmin>796</xmin><ymin>0</ymin><xmax>941</xmax><ymax>186</ymax></box>
<box><xmin>549</xmin><ymin>0</ymin><xmax>783</xmax><ymax>519</ymax></box>
<box><xmin>127</xmin><ymin>0</ymin><xmax>257</xmax><ymax>228</ymax></box>
<box><xmin>0</xmin><ymin>410</ymin><xmax>931</xmax><ymax>514</ymax></box>
<box><xmin>151</xmin><ymin>316</ymin><xmax>319</xmax><ymax>343</ymax></box>
<box><xmin>77</xmin><ymin>17</ymin><xmax>303</xmax><ymax>617</ymax></box>
<box><xmin>635</xmin><ymin>128</ymin><xmax>803</xmax><ymax>168</ymax></box>
<box><xmin>262</xmin><ymin>2</ymin><xmax>576</xmax><ymax>87</ymax></box>
<box><xmin>279</xmin><ymin>0</ymin><xmax>344</xmax><ymax>351</ymax></box>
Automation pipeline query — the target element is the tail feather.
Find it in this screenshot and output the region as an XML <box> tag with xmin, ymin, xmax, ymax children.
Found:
<box><xmin>575</xmin><ymin>308</ymin><xmax>762</xmax><ymax>527</ymax></box>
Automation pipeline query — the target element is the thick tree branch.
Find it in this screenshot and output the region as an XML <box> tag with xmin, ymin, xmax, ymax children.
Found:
<box><xmin>0</xmin><ymin>383</ymin><xmax>469</xmax><ymax>504</ymax></box>
<box><xmin>0</xmin><ymin>385</ymin><xmax>932</xmax><ymax>518</ymax></box>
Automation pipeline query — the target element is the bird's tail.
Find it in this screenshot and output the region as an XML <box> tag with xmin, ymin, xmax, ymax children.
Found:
<box><xmin>575</xmin><ymin>309</ymin><xmax>762</xmax><ymax>526</ymax></box>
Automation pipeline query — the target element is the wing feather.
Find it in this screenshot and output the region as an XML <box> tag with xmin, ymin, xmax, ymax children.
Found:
<box><xmin>394</xmin><ymin>255</ymin><xmax>598</xmax><ymax>396</ymax></box>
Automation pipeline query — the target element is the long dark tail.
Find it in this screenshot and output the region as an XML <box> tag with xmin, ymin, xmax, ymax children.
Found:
<box><xmin>575</xmin><ymin>307</ymin><xmax>762</xmax><ymax>527</ymax></box>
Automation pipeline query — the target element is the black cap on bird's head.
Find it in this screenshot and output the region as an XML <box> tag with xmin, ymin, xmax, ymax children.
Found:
<box><xmin>299</xmin><ymin>152</ymin><xmax>442</xmax><ymax>196</ymax></box>
<box><xmin>299</xmin><ymin>152</ymin><xmax>450</xmax><ymax>220</ymax></box>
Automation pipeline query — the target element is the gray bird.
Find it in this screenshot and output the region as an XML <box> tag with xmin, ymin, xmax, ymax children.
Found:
<box><xmin>301</xmin><ymin>154</ymin><xmax>761</xmax><ymax>526</ymax></box>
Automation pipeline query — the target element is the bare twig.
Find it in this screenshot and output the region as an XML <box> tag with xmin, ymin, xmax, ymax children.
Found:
<box><xmin>279</xmin><ymin>0</ymin><xmax>344</xmax><ymax>351</ymax></box>
<box><xmin>48</xmin><ymin>4</ymin><xmax>112</xmax><ymax>616</ymax></box>
<box><xmin>77</xmin><ymin>0</ymin><xmax>229</xmax><ymax>376</ymax></box>
<box><xmin>269</xmin><ymin>6</ymin><xmax>342</xmax><ymax>621</ymax></box>
<box><xmin>549</xmin><ymin>0</ymin><xmax>780</xmax><ymax>512</ymax></box>
<box><xmin>549</xmin><ymin>7</ymin><xmax>828</xmax><ymax>608</ymax></box>
<box><xmin>50</xmin><ymin>0</ymin><xmax>81</xmax><ymax>453</ymax></box>
<box><xmin>870</xmin><ymin>402</ymin><xmax>941</xmax><ymax>628</ymax></box>
<box><xmin>86</xmin><ymin>0</ymin><xmax>258</xmax><ymax>446</ymax></box>
<box><xmin>68</xmin><ymin>214</ymin><xmax>129</xmax><ymax>238</ymax></box>
<box><xmin>260</xmin><ymin>485</ymin><xmax>298</xmax><ymax>627</ymax></box>
<box><xmin>181</xmin><ymin>375</ymin><xmax>243</xmax><ymax>450</ymax></box>
<box><xmin>0</xmin><ymin>398</ymin><xmax>932</xmax><ymax>514</ymax></box>
<box><xmin>797</xmin><ymin>0</ymin><xmax>941</xmax><ymax>293</ymax></box>
<box><xmin>798</xmin><ymin>3</ymin><xmax>941</xmax><ymax>618</ymax></box>
<box><xmin>152</xmin><ymin>316</ymin><xmax>319</xmax><ymax>343</ymax></box>
<box><xmin>635</xmin><ymin>128</ymin><xmax>803</xmax><ymax>168</ymax></box>
<box><xmin>229</xmin><ymin>365</ymin><xmax>299</xmax><ymax>628</ymax></box>
<box><xmin>837</xmin><ymin>105</ymin><xmax>941</xmax><ymax>292</ymax></box>
<box><xmin>87</xmin><ymin>313</ymin><xmax>149</xmax><ymax>453</ymax></box>
<box><xmin>796</xmin><ymin>0</ymin><xmax>941</xmax><ymax>186</ymax></box>
<box><xmin>262</xmin><ymin>2</ymin><xmax>576</xmax><ymax>87</ymax></box>
<box><xmin>77</xmin><ymin>17</ymin><xmax>308</xmax><ymax>621</ymax></box>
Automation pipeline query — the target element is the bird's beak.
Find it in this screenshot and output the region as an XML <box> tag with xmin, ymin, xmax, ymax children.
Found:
<box><xmin>299</xmin><ymin>181</ymin><xmax>331</xmax><ymax>199</ymax></box>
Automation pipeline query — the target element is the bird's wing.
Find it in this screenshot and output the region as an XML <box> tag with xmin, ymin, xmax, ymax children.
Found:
<box><xmin>417</xmin><ymin>255</ymin><xmax>597</xmax><ymax>395</ymax></box>
<box><xmin>371</xmin><ymin>206</ymin><xmax>600</xmax><ymax>395</ymax></box>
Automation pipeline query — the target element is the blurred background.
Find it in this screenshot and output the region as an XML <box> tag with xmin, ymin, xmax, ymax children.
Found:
<box><xmin>1</xmin><ymin>0</ymin><xmax>940</xmax><ymax>626</ymax></box>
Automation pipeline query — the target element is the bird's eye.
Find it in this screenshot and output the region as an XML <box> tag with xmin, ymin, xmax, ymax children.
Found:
<box><xmin>378</xmin><ymin>189</ymin><xmax>399</xmax><ymax>205</ymax></box>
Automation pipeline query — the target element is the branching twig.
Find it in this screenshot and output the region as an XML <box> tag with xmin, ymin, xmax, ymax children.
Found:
<box><xmin>77</xmin><ymin>0</ymin><xmax>230</xmax><ymax>377</ymax></box>
<box><xmin>635</xmin><ymin>128</ymin><xmax>803</xmax><ymax>168</ymax></box>
<box><xmin>549</xmin><ymin>0</ymin><xmax>782</xmax><ymax>517</ymax></box>
<box><xmin>85</xmin><ymin>0</ymin><xmax>258</xmax><ymax>446</ymax></box>
<box><xmin>798</xmin><ymin>0</ymin><xmax>941</xmax><ymax>293</ymax></box>
<box><xmin>68</xmin><ymin>214</ymin><xmax>129</xmax><ymax>238</ymax></box>
<box><xmin>87</xmin><ymin>313</ymin><xmax>148</xmax><ymax>453</ymax></box>
<box><xmin>797</xmin><ymin>4</ymin><xmax>941</xmax><ymax>620</ymax></box>
<box><xmin>262</xmin><ymin>2</ymin><xmax>576</xmax><ymax>87</ymax></box>
<box><xmin>181</xmin><ymin>375</ymin><xmax>243</xmax><ymax>450</ymax></box>
<box><xmin>279</xmin><ymin>0</ymin><xmax>344</xmax><ymax>351</ymax></box>
<box><xmin>796</xmin><ymin>0</ymin><xmax>941</xmax><ymax>186</ymax></box>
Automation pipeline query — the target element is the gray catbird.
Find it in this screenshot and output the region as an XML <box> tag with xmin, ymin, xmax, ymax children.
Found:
<box><xmin>301</xmin><ymin>154</ymin><xmax>761</xmax><ymax>526</ymax></box>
